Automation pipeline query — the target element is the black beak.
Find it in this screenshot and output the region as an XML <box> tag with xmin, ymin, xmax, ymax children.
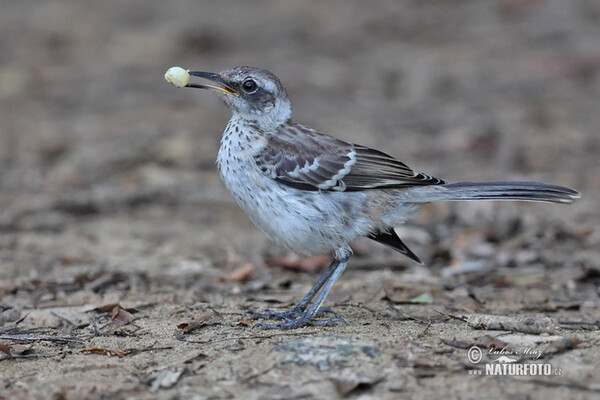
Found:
<box><xmin>186</xmin><ymin>71</ymin><xmax>239</xmax><ymax>96</ymax></box>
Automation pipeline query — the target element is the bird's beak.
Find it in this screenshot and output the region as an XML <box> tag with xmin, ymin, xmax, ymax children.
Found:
<box><xmin>186</xmin><ymin>71</ymin><xmax>239</xmax><ymax>96</ymax></box>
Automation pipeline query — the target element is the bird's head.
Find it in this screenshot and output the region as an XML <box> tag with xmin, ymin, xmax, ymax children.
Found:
<box><xmin>187</xmin><ymin>66</ymin><xmax>291</xmax><ymax>130</ymax></box>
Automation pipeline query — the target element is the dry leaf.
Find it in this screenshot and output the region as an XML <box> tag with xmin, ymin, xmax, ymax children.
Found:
<box><xmin>10</xmin><ymin>344</ymin><xmax>32</xmax><ymax>355</ymax></box>
<box><xmin>81</xmin><ymin>347</ymin><xmax>125</xmax><ymax>358</ymax></box>
<box><xmin>183</xmin><ymin>352</ymin><xmax>208</xmax><ymax>363</ymax></box>
<box><xmin>0</xmin><ymin>342</ymin><xmax>11</xmax><ymax>356</ymax></box>
<box><xmin>59</xmin><ymin>256</ymin><xmax>88</xmax><ymax>266</ymax></box>
<box><xmin>93</xmin><ymin>303</ymin><xmax>139</xmax><ymax>314</ymax></box>
<box><xmin>382</xmin><ymin>288</ymin><xmax>433</xmax><ymax>304</ymax></box>
<box><xmin>544</xmin><ymin>337</ymin><xmax>579</xmax><ymax>355</ymax></box>
<box><xmin>218</xmin><ymin>263</ymin><xmax>254</xmax><ymax>283</ymax></box>
<box><xmin>265</xmin><ymin>254</ymin><xmax>330</xmax><ymax>272</ymax></box>
<box><xmin>111</xmin><ymin>306</ymin><xmax>135</xmax><ymax>325</ymax></box>
<box><xmin>474</xmin><ymin>334</ymin><xmax>508</xmax><ymax>349</ymax></box>
<box><xmin>441</xmin><ymin>337</ymin><xmax>472</xmax><ymax>349</ymax></box>
<box><xmin>177</xmin><ymin>312</ymin><xmax>224</xmax><ymax>334</ymax></box>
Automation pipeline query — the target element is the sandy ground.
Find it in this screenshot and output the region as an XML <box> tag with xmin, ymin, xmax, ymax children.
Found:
<box><xmin>1</xmin><ymin>1</ymin><xmax>599</xmax><ymax>399</ymax></box>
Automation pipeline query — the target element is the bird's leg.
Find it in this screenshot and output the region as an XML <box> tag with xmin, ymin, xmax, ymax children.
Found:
<box><xmin>244</xmin><ymin>257</ymin><xmax>340</xmax><ymax>321</ymax></box>
<box><xmin>290</xmin><ymin>258</ymin><xmax>340</xmax><ymax>314</ymax></box>
<box><xmin>251</xmin><ymin>254</ymin><xmax>351</xmax><ymax>329</ymax></box>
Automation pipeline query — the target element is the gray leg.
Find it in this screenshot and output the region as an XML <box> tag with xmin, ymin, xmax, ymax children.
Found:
<box><xmin>244</xmin><ymin>257</ymin><xmax>340</xmax><ymax>321</ymax></box>
<box><xmin>293</xmin><ymin>257</ymin><xmax>341</xmax><ymax>312</ymax></box>
<box><xmin>254</xmin><ymin>254</ymin><xmax>351</xmax><ymax>329</ymax></box>
<box><xmin>301</xmin><ymin>255</ymin><xmax>350</xmax><ymax>320</ymax></box>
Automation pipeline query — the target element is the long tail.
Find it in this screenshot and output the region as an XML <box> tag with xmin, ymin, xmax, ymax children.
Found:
<box><xmin>402</xmin><ymin>181</ymin><xmax>580</xmax><ymax>204</ymax></box>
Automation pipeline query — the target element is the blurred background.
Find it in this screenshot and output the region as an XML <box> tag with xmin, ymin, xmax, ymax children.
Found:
<box><xmin>1</xmin><ymin>2</ymin><xmax>599</xmax><ymax>398</ymax></box>
<box><xmin>1</xmin><ymin>0</ymin><xmax>598</xmax><ymax>286</ymax></box>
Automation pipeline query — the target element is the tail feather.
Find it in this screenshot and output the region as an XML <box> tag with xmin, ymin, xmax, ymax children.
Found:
<box><xmin>403</xmin><ymin>181</ymin><xmax>580</xmax><ymax>204</ymax></box>
<box><xmin>367</xmin><ymin>230</ymin><xmax>423</xmax><ymax>264</ymax></box>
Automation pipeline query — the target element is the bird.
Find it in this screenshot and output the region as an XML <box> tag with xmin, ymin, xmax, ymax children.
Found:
<box><xmin>169</xmin><ymin>66</ymin><xmax>580</xmax><ymax>329</ymax></box>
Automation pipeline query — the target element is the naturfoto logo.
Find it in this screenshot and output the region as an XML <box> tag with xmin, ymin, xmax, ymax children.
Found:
<box><xmin>467</xmin><ymin>346</ymin><xmax>562</xmax><ymax>376</ymax></box>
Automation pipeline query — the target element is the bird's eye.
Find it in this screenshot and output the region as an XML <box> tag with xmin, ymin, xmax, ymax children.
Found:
<box><xmin>242</xmin><ymin>79</ymin><xmax>258</xmax><ymax>93</ymax></box>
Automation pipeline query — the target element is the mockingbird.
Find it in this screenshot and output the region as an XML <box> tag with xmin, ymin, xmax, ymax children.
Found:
<box><xmin>167</xmin><ymin>66</ymin><xmax>580</xmax><ymax>329</ymax></box>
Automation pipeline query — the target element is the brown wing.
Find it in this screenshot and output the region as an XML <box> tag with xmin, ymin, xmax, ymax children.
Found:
<box><xmin>254</xmin><ymin>122</ymin><xmax>445</xmax><ymax>192</ymax></box>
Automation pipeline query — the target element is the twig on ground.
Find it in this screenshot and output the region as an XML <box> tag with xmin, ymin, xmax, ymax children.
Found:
<box><xmin>0</xmin><ymin>333</ymin><xmax>82</xmax><ymax>343</ymax></box>
<box><xmin>467</xmin><ymin>314</ymin><xmax>555</xmax><ymax>334</ymax></box>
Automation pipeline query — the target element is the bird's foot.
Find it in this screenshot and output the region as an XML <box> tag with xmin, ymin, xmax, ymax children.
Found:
<box><xmin>243</xmin><ymin>307</ymin><xmax>344</xmax><ymax>329</ymax></box>
<box><xmin>254</xmin><ymin>316</ymin><xmax>346</xmax><ymax>329</ymax></box>
<box><xmin>244</xmin><ymin>307</ymin><xmax>336</xmax><ymax>320</ymax></box>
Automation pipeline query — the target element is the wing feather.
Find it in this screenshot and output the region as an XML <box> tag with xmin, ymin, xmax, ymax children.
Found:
<box><xmin>254</xmin><ymin>122</ymin><xmax>445</xmax><ymax>192</ymax></box>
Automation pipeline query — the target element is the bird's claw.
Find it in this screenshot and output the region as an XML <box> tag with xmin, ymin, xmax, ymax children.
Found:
<box><xmin>244</xmin><ymin>307</ymin><xmax>336</xmax><ymax>321</ymax></box>
<box><xmin>243</xmin><ymin>307</ymin><xmax>343</xmax><ymax>329</ymax></box>
<box><xmin>254</xmin><ymin>316</ymin><xmax>346</xmax><ymax>330</ymax></box>
<box><xmin>243</xmin><ymin>308</ymin><xmax>296</xmax><ymax>320</ymax></box>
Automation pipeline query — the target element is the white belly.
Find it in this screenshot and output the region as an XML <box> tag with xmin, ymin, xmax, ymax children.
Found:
<box><xmin>218</xmin><ymin>158</ymin><xmax>349</xmax><ymax>255</ymax></box>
